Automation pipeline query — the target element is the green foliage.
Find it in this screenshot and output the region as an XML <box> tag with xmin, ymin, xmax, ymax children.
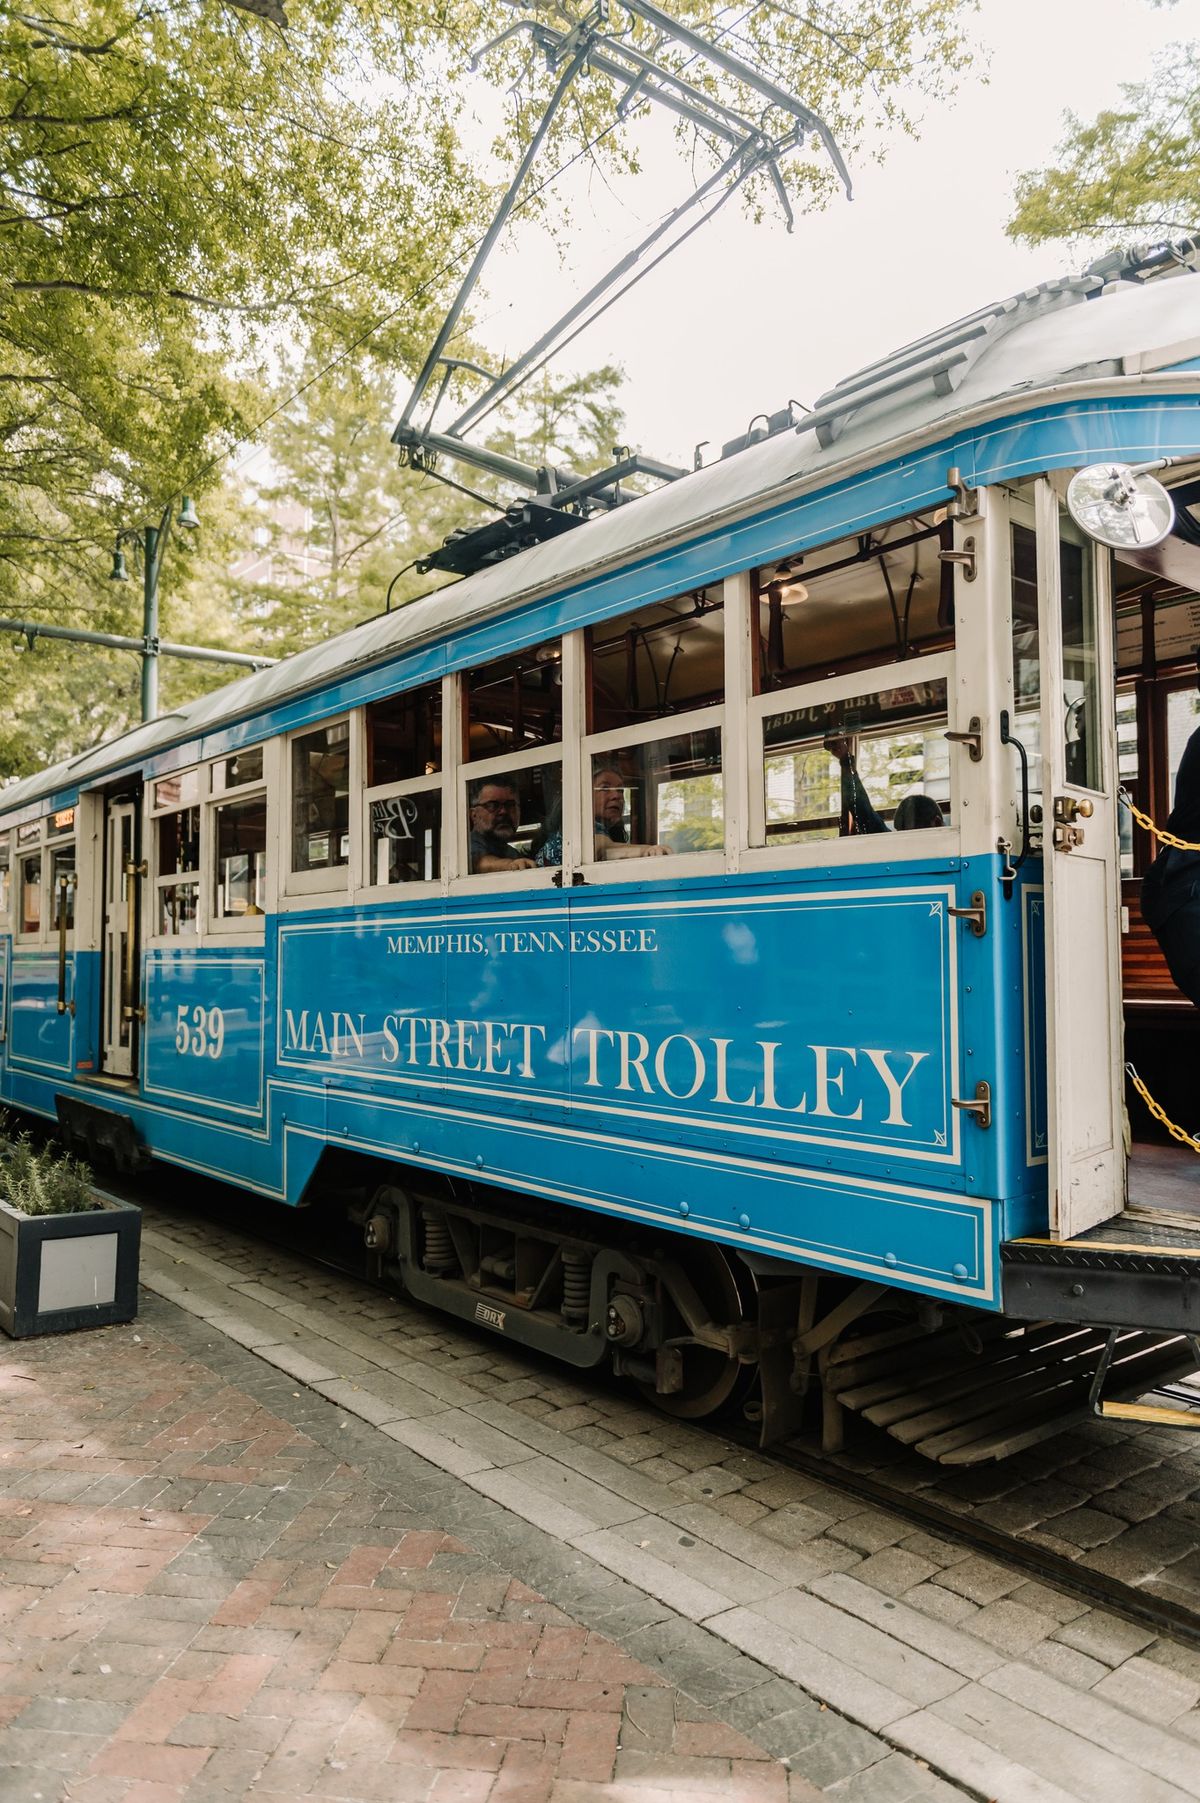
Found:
<box><xmin>0</xmin><ymin>0</ymin><xmax>980</xmax><ymax>778</ymax></box>
<box><xmin>1009</xmin><ymin>32</ymin><xmax>1200</xmax><ymax>245</ymax></box>
<box><xmin>0</xmin><ymin>1123</ymin><xmax>96</xmax><ymax>1216</ymax></box>
<box><xmin>0</xmin><ymin>0</ymin><xmax>487</xmax><ymax>771</ymax></box>
<box><xmin>483</xmin><ymin>1</ymin><xmax>979</xmax><ymax>219</ymax></box>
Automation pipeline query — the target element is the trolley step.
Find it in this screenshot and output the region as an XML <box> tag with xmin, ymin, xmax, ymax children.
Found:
<box><xmin>1002</xmin><ymin>1213</ymin><xmax>1200</xmax><ymax>1334</ymax></box>
<box><xmin>825</xmin><ymin>1318</ymin><xmax>1198</xmax><ymax>1463</ymax></box>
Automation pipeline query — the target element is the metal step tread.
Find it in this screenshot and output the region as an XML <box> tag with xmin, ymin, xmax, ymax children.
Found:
<box><xmin>829</xmin><ymin>1319</ymin><xmax>1198</xmax><ymax>1463</ymax></box>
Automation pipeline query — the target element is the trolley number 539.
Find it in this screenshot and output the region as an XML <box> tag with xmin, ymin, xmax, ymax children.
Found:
<box><xmin>175</xmin><ymin>1004</ymin><xmax>225</xmax><ymax>1059</ymax></box>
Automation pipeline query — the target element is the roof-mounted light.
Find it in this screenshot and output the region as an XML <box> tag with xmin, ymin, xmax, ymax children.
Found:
<box><xmin>1066</xmin><ymin>461</ymin><xmax>1176</xmax><ymax>550</ymax></box>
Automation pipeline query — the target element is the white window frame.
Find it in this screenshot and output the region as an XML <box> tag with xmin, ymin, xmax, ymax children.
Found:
<box><xmin>284</xmin><ymin>716</ymin><xmax>353</xmax><ymax>899</ymax></box>
<box><xmin>0</xmin><ymin>827</ymin><xmax>11</xmax><ymax>931</ymax></box>
<box><xmin>455</xmin><ymin>736</ymin><xmax>565</xmax><ymax>895</ymax></box>
<box><xmin>205</xmin><ymin>745</ymin><xmax>274</xmax><ymax>939</ymax></box>
<box><xmin>147</xmin><ymin>766</ymin><xmax>205</xmax><ymax>946</ymax></box>
<box><xmin>13</xmin><ymin>812</ymin><xmax>77</xmax><ymax>947</ymax></box>
<box><xmin>743</xmin><ymin>648</ymin><xmax>960</xmax><ymax>872</ymax></box>
<box><xmin>355</xmin><ymin>674</ymin><xmax>450</xmax><ymax>902</ymax></box>
<box><xmin>578</xmin><ymin>705</ymin><xmax>726</xmax><ymax>884</ymax></box>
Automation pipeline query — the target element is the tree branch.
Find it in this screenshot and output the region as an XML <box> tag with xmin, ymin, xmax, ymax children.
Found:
<box><xmin>221</xmin><ymin>0</ymin><xmax>288</xmax><ymax>25</ymax></box>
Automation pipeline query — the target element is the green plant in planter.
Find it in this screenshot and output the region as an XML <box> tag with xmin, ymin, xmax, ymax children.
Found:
<box><xmin>0</xmin><ymin>1127</ymin><xmax>96</xmax><ymax>1217</ymax></box>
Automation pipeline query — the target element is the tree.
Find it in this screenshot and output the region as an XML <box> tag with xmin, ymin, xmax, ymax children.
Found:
<box><xmin>1008</xmin><ymin>17</ymin><xmax>1199</xmax><ymax>245</ymax></box>
<box><xmin>0</xmin><ymin>0</ymin><xmax>486</xmax><ymax>626</ymax></box>
<box><xmin>0</xmin><ymin>0</ymin><xmax>982</xmax><ymax>778</ymax></box>
<box><xmin>188</xmin><ymin>357</ymin><xmax>634</xmax><ymax>657</ymax></box>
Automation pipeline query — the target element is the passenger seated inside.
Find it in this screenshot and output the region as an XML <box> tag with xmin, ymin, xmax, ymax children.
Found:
<box><xmin>894</xmin><ymin>792</ymin><xmax>945</xmax><ymax>831</ymax></box>
<box><xmin>592</xmin><ymin>766</ymin><xmax>670</xmax><ymax>860</ymax></box>
<box><xmin>825</xmin><ymin>736</ymin><xmax>944</xmax><ymax>835</ymax></box>
<box><xmin>468</xmin><ymin>778</ymin><xmax>534</xmax><ymax>873</ymax></box>
<box><xmin>531</xmin><ymin>767</ymin><xmax>672</xmax><ymax>866</ymax></box>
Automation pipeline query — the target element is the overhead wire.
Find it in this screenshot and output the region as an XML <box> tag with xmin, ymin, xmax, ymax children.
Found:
<box><xmin>456</xmin><ymin>149</ymin><xmax>771</xmax><ymax>438</ymax></box>
<box><xmin>202</xmin><ymin>11</ymin><xmax>797</xmax><ymax>488</ymax></box>
<box><xmin>179</xmin><ymin>102</ymin><xmax>636</xmax><ymax>501</ymax></box>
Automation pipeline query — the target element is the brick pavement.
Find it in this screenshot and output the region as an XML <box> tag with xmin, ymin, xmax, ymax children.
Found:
<box><xmin>119</xmin><ymin>1194</ymin><xmax>1200</xmax><ymax>1802</ymax></box>
<box><xmin>12</xmin><ymin>1190</ymin><xmax>1200</xmax><ymax>1801</ymax></box>
<box><xmin>0</xmin><ymin>1294</ymin><xmax>957</xmax><ymax>1803</ymax></box>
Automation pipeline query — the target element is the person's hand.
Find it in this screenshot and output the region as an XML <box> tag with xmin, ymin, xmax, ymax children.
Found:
<box><xmin>823</xmin><ymin>734</ymin><xmax>851</xmax><ymax>763</ymax></box>
<box><xmin>602</xmin><ymin>843</ymin><xmax>669</xmax><ymax>860</ymax></box>
<box><xmin>475</xmin><ymin>854</ymin><xmax>536</xmax><ymax>873</ymax></box>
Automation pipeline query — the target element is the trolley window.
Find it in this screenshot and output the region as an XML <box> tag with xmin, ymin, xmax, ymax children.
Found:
<box><xmin>19</xmin><ymin>848</ymin><xmax>42</xmax><ymax>937</ymax></box>
<box><xmin>466</xmin><ymin>762</ymin><xmax>561</xmax><ymax>876</ymax></box>
<box><xmin>152</xmin><ymin>768</ymin><xmax>202</xmax><ymax>938</ymax></box>
<box><xmin>1166</xmin><ymin>685</ymin><xmax>1200</xmax><ymax>803</ymax></box>
<box><xmin>212</xmin><ymin>748</ymin><xmax>263</xmax><ymax>794</ymax></box>
<box><xmin>214</xmin><ymin>791</ymin><xmax>267</xmax><ymax>921</ymax></box>
<box><xmin>464</xmin><ymin>641</ymin><xmax>562</xmax><ymax>760</ymax></box>
<box><xmin>291</xmin><ymin>720</ymin><xmax>350</xmax><ymax>879</ymax></box>
<box><xmin>755</xmin><ymin>661</ymin><xmax>953</xmax><ymax>846</ymax></box>
<box><xmin>755</xmin><ymin>516</ymin><xmax>952</xmax><ymax>693</ymax></box>
<box><xmin>590</xmin><ymin>728</ymin><xmax>723</xmax><ymax>859</ymax></box>
<box><xmin>364</xmin><ymin>682</ymin><xmax>443</xmax><ymax>887</ymax></box>
<box><xmin>1010</xmin><ymin>520</ymin><xmax>1043</xmax><ymax>831</ymax></box>
<box><xmin>587</xmin><ymin>588</ymin><xmax>723</xmax><ymax>732</ymax></box>
<box><xmin>208</xmin><ymin>744</ymin><xmax>270</xmax><ymax>928</ymax></box>
<box><xmin>582</xmin><ymin>589</ymin><xmax>725</xmax><ymax>868</ymax></box>
<box><xmin>12</xmin><ymin>814</ymin><xmax>75</xmax><ymax>945</ymax></box>
<box><xmin>49</xmin><ymin>841</ymin><xmax>75</xmax><ymax>932</ymax></box>
<box><xmin>1060</xmin><ymin>519</ymin><xmax>1102</xmax><ymax>793</ymax></box>
<box><xmin>1117</xmin><ymin>685</ymin><xmax>1139</xmax><ymax>877</ymax></box>
<box><xmin>461</xmin><ymin>644</ymin><xmax>562</xmax><ymax>879</ymax></box>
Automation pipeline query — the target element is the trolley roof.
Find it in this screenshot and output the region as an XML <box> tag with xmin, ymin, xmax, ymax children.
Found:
<box><xmin>4</xmin><ymin>267</ymin><xmax>1199</xmax><ymax>820</ymax></box>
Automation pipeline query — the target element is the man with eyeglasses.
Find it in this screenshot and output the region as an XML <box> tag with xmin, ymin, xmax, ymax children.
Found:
<box><xmin>468</xmin><ymin>779</ymin><xmax>535</xmax><ymax>874</ymax></box>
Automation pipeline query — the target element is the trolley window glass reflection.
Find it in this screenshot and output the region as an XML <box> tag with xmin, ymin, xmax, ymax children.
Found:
<box><xmin>215</xmin><ymin>793</ymin><xmax>267</xmax><ymax>920</ymax></box>
<box><xmin>763</xmin><ymin>677</ymin><xmax>951</xmax><ymax>842</ymax></box>
<box><xmin>364</xmin><ymin>682</ymin><xmax>443</xmax><ymax>886</ymax></box>
<box><xmin>292</xmin><ymin>721</ymin><xmax>350</xmax><ymax>874</ymax></box>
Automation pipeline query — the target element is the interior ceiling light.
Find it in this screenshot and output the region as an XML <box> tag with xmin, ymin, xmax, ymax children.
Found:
<box><xmin>779</xmin><ymin>581</ymin><xmax>810</xmax><ymax>605</ymax></box>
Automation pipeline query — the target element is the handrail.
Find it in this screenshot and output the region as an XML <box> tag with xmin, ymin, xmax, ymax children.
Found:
<box><xmin>121</xmin><ymin>860</ymin><xmax>146</xmax><ymax>1026</ymax></box>
<box><xmin>56</xmin><ymin>873</ymin><xmax>77</xmax><ymax>1017</ymax></box>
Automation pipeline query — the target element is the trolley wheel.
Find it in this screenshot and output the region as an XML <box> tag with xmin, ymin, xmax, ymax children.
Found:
<box><xmin>638</xmin><ymin>1242</ymin><xmax>757</xmax><ymax>1420</ymax></box>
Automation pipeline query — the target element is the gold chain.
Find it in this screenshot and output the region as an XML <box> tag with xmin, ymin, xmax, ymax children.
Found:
<box><xmin>1120</xmin><ymin>787</ymin><xmax>1200</xmax><ymax>852</ymax></box>
<box><xmin>1126</xmin><ymin>1063</ymin><xmax>1200</xmax><ymax>1155</ymax></box>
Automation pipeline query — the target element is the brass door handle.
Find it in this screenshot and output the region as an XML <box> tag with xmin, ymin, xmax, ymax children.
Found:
<box><xmin>952</xmin><ymin>1080</ymin><xmax>992</xmax><ymax>1129</ymax></box>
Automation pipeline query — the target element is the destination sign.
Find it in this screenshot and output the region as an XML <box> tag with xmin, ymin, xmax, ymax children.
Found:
<box><xmin>276</xmin><ymin>887</ymin><xmax>958</xmax><ymax>1165</ymax></box>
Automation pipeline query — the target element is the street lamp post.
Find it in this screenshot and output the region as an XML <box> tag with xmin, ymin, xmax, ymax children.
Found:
<box><xmin>110</xmin><ymin>496</ymin><xmax>200</xmax><ymax>722</ymax></box>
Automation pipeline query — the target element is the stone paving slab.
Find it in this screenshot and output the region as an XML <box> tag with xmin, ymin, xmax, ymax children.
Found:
<box><xmin>76</xmin><ymin>1196</ymin><xmax>1200</xmax><ymax>1802</ymax></box>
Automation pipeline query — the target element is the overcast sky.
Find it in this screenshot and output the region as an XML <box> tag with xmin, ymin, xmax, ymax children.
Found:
<box><xmin>450</xmin><ymin>0</ymin><xmax>1183</xmax><ymax>470</ymax></box>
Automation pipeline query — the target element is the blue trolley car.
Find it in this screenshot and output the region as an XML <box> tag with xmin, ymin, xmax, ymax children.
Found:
<box><xmin>4</xmin><ymin>247</ymin><xmax>1200</xmax><ymax>1459</ymax></box>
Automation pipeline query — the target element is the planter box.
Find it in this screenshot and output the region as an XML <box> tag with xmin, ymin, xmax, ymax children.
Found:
<box><xmin>0</xmin><ymin>1190</ymin><xmax>141</xmax><ymax>1339</ymax></box>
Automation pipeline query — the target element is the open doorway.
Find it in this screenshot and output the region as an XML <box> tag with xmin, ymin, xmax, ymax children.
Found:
<box><xmin>1114</xmin><ymin>534</ymin><xmax>1200</xmax><ymax>1219</ymax></box>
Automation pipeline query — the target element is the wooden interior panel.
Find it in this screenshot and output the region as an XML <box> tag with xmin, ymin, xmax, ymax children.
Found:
<box><xmin>1122</xmin><ymin>879</ymin><xmax>1189</xmax><ymax>1006</ymax></box>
